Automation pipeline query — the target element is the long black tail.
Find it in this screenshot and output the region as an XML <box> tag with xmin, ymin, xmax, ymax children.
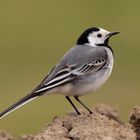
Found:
<box><xmin>0</xmin><ymin>93</ymin><xmax>37</xmax><ymax>119</ymax></box>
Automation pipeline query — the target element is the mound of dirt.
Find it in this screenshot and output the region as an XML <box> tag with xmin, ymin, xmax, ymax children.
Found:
<box><xmin>21</xmin><ymin>105</ymin><xmax>136</xmax><ymax>140</ymax></box>
<box><xmin>2</xmin><ymin>104</ymin><xmax>140</xmax><ymax>140</ymax></box>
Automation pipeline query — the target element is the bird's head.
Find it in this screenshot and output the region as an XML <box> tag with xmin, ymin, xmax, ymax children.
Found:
<box><xmin>76</xmin><ymin>27</ymin><xmax>119</xmax><ymax>47</ymax></box>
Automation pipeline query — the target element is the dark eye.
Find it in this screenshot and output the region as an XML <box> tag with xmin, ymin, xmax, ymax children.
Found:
<box><xmin>97</xmin><ymin>34</ymin><xmax>102</xmax><ymax>38</ymax></box>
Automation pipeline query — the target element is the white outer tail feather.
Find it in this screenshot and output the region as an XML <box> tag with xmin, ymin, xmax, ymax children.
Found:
<box><xmin>0</xmin><ymin>96</ymin><xmax>37</xmax><ymax>119</ymax></box>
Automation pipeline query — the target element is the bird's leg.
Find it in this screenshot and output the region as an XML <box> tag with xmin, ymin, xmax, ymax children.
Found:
<box><xmin>65</xmin><ymin>96</ymin><xmax>81</xmax><ymax>115</ymax></box>
<box><xmin>74</xmin><ymin>96</ymin><xmax>92</xmax><ymax>114</ymax></box>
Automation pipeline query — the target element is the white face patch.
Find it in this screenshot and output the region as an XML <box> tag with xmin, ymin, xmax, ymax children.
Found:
<box><xmin>87</xmin><ymin>28</ymin><xmax>110</xmax><ymax>47</ymax></box>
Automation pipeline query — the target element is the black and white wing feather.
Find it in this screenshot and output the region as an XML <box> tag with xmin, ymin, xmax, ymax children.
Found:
<box><xmin>34</xmin><ymin>55</ymin><xmax>107</xmax><ymax>94</ymax></box>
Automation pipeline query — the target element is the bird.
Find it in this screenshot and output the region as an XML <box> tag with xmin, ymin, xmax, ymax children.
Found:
<box><xmin>0</xmin><ymin>27</ymin><xmax>119</xmax><ymax>119</ymax></box>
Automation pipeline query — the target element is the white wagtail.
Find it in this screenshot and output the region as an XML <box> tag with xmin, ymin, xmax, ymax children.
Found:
<box><xmin>0</xmin><ymin>27</ymin><xmax>119</xmax><ymax>119</ymax></box>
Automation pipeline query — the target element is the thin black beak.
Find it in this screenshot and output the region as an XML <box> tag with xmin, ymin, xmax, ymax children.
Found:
<box><xmin>107</xmin><ymin>31</ymin><xmax>120</xmax><ymax>38</ymax></box>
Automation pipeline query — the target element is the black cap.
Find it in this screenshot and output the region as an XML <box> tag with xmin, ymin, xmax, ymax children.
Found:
<box><xmin>76</xmin><ymin>27</ymin><xmax>100</xmax><ymax>45</ymax></box>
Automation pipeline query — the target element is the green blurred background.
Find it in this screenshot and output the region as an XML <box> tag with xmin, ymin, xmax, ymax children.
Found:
<box><xmin>0</xmin><ymin>0</ymin><xmax>140</xmax><ymax>138</ymax></box>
